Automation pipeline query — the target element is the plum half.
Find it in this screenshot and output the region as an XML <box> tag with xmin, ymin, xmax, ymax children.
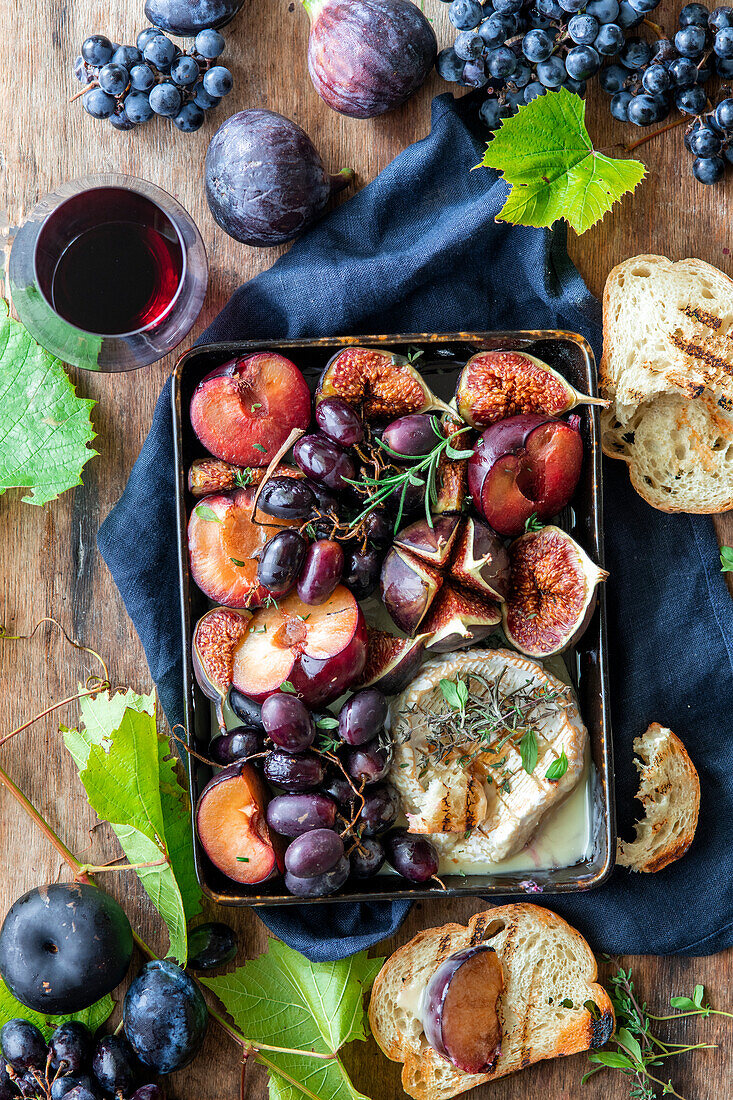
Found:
<box><xmin>468</xmin><ymin>414</ymin><xmax>583</xmax><ymax>537</ymax></box>
<box><xmin>196</xmin><ymin>763</ymin><xmax>279</xmax><ymax>885</ymax></box>
<box><xmin>421</xmin><ymin>945</ymin><xmax>504</xmax><ymax>1075</ymax></box>
<box><xmin>190</xmin><ymin>353</ymin><xmax>311</xmax><ymax>468</ymax></box>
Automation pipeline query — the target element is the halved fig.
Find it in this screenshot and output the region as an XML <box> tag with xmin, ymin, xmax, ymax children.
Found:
<box><xmin>316</xmin><ymin>347</ymin><xmax>453</xmax><ymax>421</ymax></box>
<box><xmin>423</xmin><ymin>584</ymin><xmax>501</xmax><ymax>653</ymax></box>
<box><xmin>435</xmin><ymin>412</ymin><xmax>470</xmax><ymax>514</ymax></box>
<box><xmin>468</xmin><ymin>414</ymin><xmax>583</xmax><ymax>537</ymax></box>
<box><xmin>503</xmin><ymin>525</ymin><xmax>608</xmax><ymax>657</ymax></box>
<box><xmin>448</xmin><ymin>517</ymin><xmax>510</xmax><ymax>602</ymax></box>
<box><xmin>188</xmin><ymin>460</ymin><xmax>302</xmax><ymax>498</ymax></box>
<box><xmin>190</xmin><ymin>353</ymin><xmax>312</xmax><ymax>467</ymax></box>
<box><xmin>193</xmin><ymin>607</ymin><xmax>253</xmax><ymax>730</ymax></box>
<box><xmin>187</xmin><ymin>488</ymin><xmax>295</xmax><ymax>608</ymax></box>
<box><xmin>195</xmin><ymin>762</ymin><xmax>280</xmax><ymax>885</ymax></box>
<box><xmin>380</xmin><ymin>547</ymin><xmax>443</xmax><ymax>636</ymax></box>
<box><xmin>231</xmin><ymin>585</ymin><xmax>367</xmax><ymax>706</ymax></box>
<box><xmin>422</xmin><ymin>946</ymin><xmax>503</xmax><ymax>1074</ymax></box>
<box><xmin>456</xmin><ymin>350</ymin><xmax>606</xmax><ymax>427</ymax></box>
<box><xmin>355</xmin><ymin>628</ymin><xmax>428</xmax><ymax>694</ymax></box>
<box><xmin>394</xmin><ymin>514</ymin><xmax>461</xmax><ymax>568</ymax></box>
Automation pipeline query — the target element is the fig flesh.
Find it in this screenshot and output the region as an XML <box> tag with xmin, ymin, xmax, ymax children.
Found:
<box><xmin>355</xmin><ymin>628</ymin><xmax>428</xmax><ymax>693</ymax></box>
<box><xmin>422</xmin><ymin>583</ymin><xmax>501</xmax><ymax>653</ymax></box>
<box><xmin>503</xmin><ymin>525</ymin><xmax>608</xmax><ymax>657</ymax></box>
<box><xmin>456</xmin><ymin>350</ymin><xmax>607</xmax><ymax>427</ymax></box>
<box><xmin>193</xmin><ymin>606</ymin><xmax>252</xmax><ymax>730</ymax></box>
<box><xmin>449</xmin><ymin>516</ymin><xmax>510</xmax><ymax>601</ymax></box>
<box><xmin>188</xmin><ymin>460</ymin><xmax>302</xmax><ymax>498</ymax></box>
<box><xmin>421</xmin><ymin>945</ymin><xmax>503</xmax><ymax>1074</ymax></box>
<box><xmin>195</xmin><ymin>763</ymin><xmax>279</xmax><ymax>884</ymax></box>
<box><xmin>316</xmin><ymin>346</ymin><xmax>452</xmax><ymax>421</ymax></box>
<box><xmin>303</xmin><ymin>0</ymin><xmax>437</xmax><ymax>119</ymax></box>
<box><xmin>205</xmin><ymin>109</ymin><xmax>353</xmax><ymax>246</ymax></box>
<box><xmin>468</xmin><ymin>414</ymin><xmax>583</xmax><ymax>537</ymax></box>
<box><xmin>394</xmin><ymin>514</ymin><xmax>461</xmax><ymax>567</ymax></box>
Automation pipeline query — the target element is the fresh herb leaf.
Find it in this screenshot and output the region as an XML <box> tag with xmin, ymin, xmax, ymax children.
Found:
<box><xmin>230</xmin><ymin>558</ymin><xmax>247</xmax><ymax>567</ymax></box>
<box><xmin>253</xmin><ymin>443</ymin><xmax>267</xmax><ymax>454</ymax></box>
<box><xmin>439</xmin><ymin>678</ymin><xmax>467</xmax><ymax>712</ymax></box>
<box><xmin>545</xmin><ymin>749</ymin><xmax>569</xmax><ymax>781</ymax></box>
<box><xmin>482</xmin><ymin>89</ymin><xmax>646</xmax><ymax>234</ymax></box>
<box><xmin>236</xmin><ymin>856</ymin><xmax>250</xmax><ymax>863</ymax></box>
<box><xmin>445</xmin><ymin>442</ymin><xmax>475</xmax><ymax>460</ymax></box>
<box><xmin>62</xmin><ymin>689</ymin><xmax>202</xmax><ymax>965</ymax></box>
<box><xmin>195</xmin><ymin>504</ymin><xmax>221</xmax><ymax>523</ymax></box>
<box><xmin>234</xmin><ymin>467</ymin><xmax>254</xmax><ymax>488</ymax></box>
<box><xmin>519</xmin><ymin>729</ymin><xmax>538</xmax><ymax>774</ymax></box>
<box><xmin>202</xmin><ymin>941</ymin><xmax>383</xmax><ymax>1100</ymax></box>
<box><xmin>316</xmin><ymin>716</ymin><xmax>340</xmax><ymax>729</ymax></box>
<box><xmin>251</xmin><ymin>403</ymin><xmax>263</xmax><ymax>411</ymax></box>
<box><xmin>525</xmin><ymin>513</ymin><xmax>545</xmax><ymax>533</ymax></box>
<box><xmin>720</xmin><ymin>546</ymin><xmax>733</xmax><ymax>573</ymax></box>
<box><xmin>559</xmin><ymin>998</ymin><xmax>575</xmax><ymax>1009</ymax></box>
<box><xmin>0</xmin><ymin>300</ymin><xmax>97</xmax><ymax>505</ymax></box>
<box><xmin>0</xmin><ymin>977</ymin><xmax>113</xmax><ymax>1040</ymax></box>
<box><xmin>280</xmin><ymin>681</ymin><xmax>296</xmax><ymax>694</ymax></box>
<box><xmin>407</xmin><ymin>347</ymin><xmax>424</xmax><ymax>363</ymax></box>
<box><xmin>588</xmin><ymin>1051</ymin><xmax>637</xmax><ymax>1070</ymax></box>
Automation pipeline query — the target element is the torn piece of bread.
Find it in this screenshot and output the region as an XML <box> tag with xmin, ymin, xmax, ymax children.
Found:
<box><xmin>600</xmin><ymin>255</ymin><xmax>733</xmax><ymax>422</ymax></box>
<box><xmin>600</xmin><ymin>254</ymin><xmax>733</xmax><ymax>512</ymax></box>
<box><xmin>369</xmin><ymin>905</ymin><xmax>614</xmax><ymax>1100</ymax></box>
<box><xmin>617</xmin><ymin>723</ymin><xmax>700</xmax><ymax>874</ymax></box>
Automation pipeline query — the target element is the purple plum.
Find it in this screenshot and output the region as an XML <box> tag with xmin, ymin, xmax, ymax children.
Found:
<box><xmin>421</xmin><ymin>945</ymin><xmax>504</xmax><ymax>1073</ymax></box>
<box><xmin>144</xmin><ymin>0</ymin><xmax>245</xmax><ymax>34</ymax></box>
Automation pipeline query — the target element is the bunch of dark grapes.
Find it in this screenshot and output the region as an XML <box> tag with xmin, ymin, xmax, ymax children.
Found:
<box><xmin>683</xmin><ymin>96</ymin><xmax>733</xmax><ymax>180</ymax></box>
<box><xmin>74</xmin><ymin>27</ymin><xmax>233</xmax><ymax>133</ymax></box>
<box><xmin>0</xmin><ymin>1018</ymin><xmax>162</xmax><ymax>1100</ymax></box>
<box><xmin>435</xmin><ymin>0</ymin><xmax>661</xmax><ymax>129</ymax></box>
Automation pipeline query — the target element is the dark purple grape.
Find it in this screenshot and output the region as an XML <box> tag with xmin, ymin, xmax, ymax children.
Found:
<box><xmin>130</xmin><ymin>1087</ymin><xmax>165</xmax><ymax>1100</ymax></box>
<box><xmin>303</xmin><ymin>479</ymin><xmax>339</xmax><ymax>514</ymax></box>
<box><xmin>338</xmin><ymin>689</ymin><xmax>388</xmax><ymax>746</ymax></box>
<box><xmin>228</xmin><ymin>689</ymin><xmax>263</xmax><ymax>729</ymax></box>
<box><xmin>359</xmin><ymin>784</ymin><xmax>401</xmax><ymax>835</ymax></box>
<box><xmin>315</xmin><ymin>398</ymin><xmax>364</xmax><ymax>447</ymax></box>
<box><xmin>345</xmin><ymin>740</ymin><xmax>392</xmax><ymax>786</ymax></box>
<box><xmin>257</xmin><ymin>477</ymin><xmax>316</xmax><ymax>520</ymax></box>
<box><xmin>382</xmin><ymin>414</ymin><xmax>438</xmax><ymax>460</ymax></box>
<box><xmin>209</xmin><ymin>726</ymin><xmax>263</xmax><ymax>765</ymax></box>
<box><xmin>350</xmin><ymin>837</ymin><xmax>385</xmax><ymax>878</ymax></box>
<box><xmin>1</xmin><ymin>1020</ymin><xmax>47</xmax><ymax>1071</ymax></box>
<box><xmin>187</xmin><ymin>922</ymin><xmax>237</xmax><ymax>972</ymax></box>
<box><xmin>322</xmin><ymin>769</ymin><xmax>357</xmax><ymax>806</ymax></box>
<box><xmin>49</xmin><ymin>1022</ymin><xmax>93</xmax><ymax>1075</ymax></box>
<box><xmin>92</xmin><ymin>1035</ymin><xmax>138</xmax><ymax>1097</ymax></box>
<box><xmin>343</xmin><ymin>546</ymin><xmax>382</xmax><ymax>600</ymax></box>
<box><xmin>267</xmin><ymin>793</ymin><xmax>338</xmax><ymax>836</ymax></box>
<box><xmin>256</xmin><ymin>530</ymin><xmax>307</xmax><ymax>597</ymax></box>
<box><xmin>297</xmin><ymin>540</ymin><xmax>344</xmax><ymax>605</ymax></box>
<box><xmin>285</xmin><ymin>828</ymin><xmax>345</xmax><ymax>877</ymax></box>
<box><xmin>264</xmin><ymin>750</ymin><xmax>325</xmax><ymax>791</ymax></box>
<box><xmin>293</xmin><ymin>434</ymin><xmax>356</xmax><ymax>492</ymax></box>
<box><xmin>261</xmin><ymin>693</ymin><xmax>315</xmax><ymax>753</ymax></box>
<box><xmin>362</xmin><ymin>509</ymin><xmax>392</xmax><ymax>546</ymax></box>
<box><xmin>387</xmin><ymin>477</ymin><xmax>425</xmax><ymax>516</ymax></box>
<box><xmin>50</xmin><ymin>1076</ymin><xmax>96</xmax><ymax>1100</ymax></box>
<box><xmin>0</xmin><ymin>1062</ymin><xmax>16</xmax><ymax>1100</ymax></box>
<box><xmin>285</xmin><ymin>856</ymin><xmax>350</xmax><ymax>897</ymax></box>
<box><xmin>16</xmin><ymin>1074</ymin><xmax>47</xmax><ymax>1099</ymax></box>
<box><xmin>385</xmin><ymin>829</ymin><xmax>439</xmax><ymax>883</ymax></box>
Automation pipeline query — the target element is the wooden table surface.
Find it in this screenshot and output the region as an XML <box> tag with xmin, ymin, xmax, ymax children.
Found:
<box><xmin>0</xmin><ymin>1</ymin><xmax>731</xmax><ymax>1097</ymax></box>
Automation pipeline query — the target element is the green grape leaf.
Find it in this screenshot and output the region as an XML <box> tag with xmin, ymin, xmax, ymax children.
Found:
<box><xmin>0</xmin><ymin>977</ymin><xmax>114</xmax><ymax>1040</ymax></box>
<box><xmin>0</xmin><ymin>299</ymin><xmax>97</xmax><ymax>504</ymax></box>
<box><xmin>202</xmin><ymin>940</ymin><xmax>383</xmax><ymax>1100</ymax></box>
<box><xmin>482</xmin><ymin>89</ymin><xmax>646</xmax><ymax>234</ymax></box>
<box><xmin>62</xmin><ymin>689</ymin><xmax>202</xmax><ymax>964</ymax></box>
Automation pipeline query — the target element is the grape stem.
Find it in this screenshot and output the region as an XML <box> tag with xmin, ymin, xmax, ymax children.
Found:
<box><xmin>0</xmin><ymin>680</ymin><xmax>109</xmax><ymax>750</ymax></box>
<box><xmin>69</xmin><ymin>80</ymin><xmax>99</xmax><ymax>102</ymax></box>
<box><xmin>642</xmin><ymin>17</ymin><xmax>665</xmax><ymax>38</ymax></box>
<box><xmin>250</xmin><ymin>426</ymin><xmax>307</xmax><ymax>526</ymax></box>
<box><xmin>622</xmin><ymin>113</ymin><xmax>688</xmax><ymax>152</ymax></box>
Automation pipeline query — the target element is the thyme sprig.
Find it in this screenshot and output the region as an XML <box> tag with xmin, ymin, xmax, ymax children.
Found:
<box><xmin>402</xmin><ymin>669</ymin><xmax>569</xmax><ymax>787</ymax></box>
<box><xmin>345</xmin><ymin>417</ymin><xmax>473</xmax><ymax>532</ymax></box>
<box><xmin>582</xmin><ymin>964</ymin><xmax>727</xmax><ymax>1099</ymax></box>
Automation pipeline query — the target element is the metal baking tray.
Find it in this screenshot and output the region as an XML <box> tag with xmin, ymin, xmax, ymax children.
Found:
<box><xmin>173</xmin><ymin>332</ymin><xmax>615</xmax><ymax>906</ymax></box>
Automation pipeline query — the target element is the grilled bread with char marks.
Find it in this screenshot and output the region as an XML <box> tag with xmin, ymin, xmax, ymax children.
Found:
<box><xmin>368</xmin><ymin>905</ymin><xmax>614</xmax><ymax>1100</ymax></box>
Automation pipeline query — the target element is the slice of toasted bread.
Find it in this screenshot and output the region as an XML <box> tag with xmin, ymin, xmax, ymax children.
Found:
<box><xmin>368</xmin><ymin>905</ymin><xmax>614</xmax><ymax>1100</ymax></box>
<box><xmin>617</xmin><ymin>723</ymin><xmax>700</xmax><ymax>874</ymax></box>
<box><xmin>600</xmin><ymin>254</ymin><xmax>733</xmax><ymax>424</ymax></box>
<box><xmin>601</xmin><ymin>392</ymin><xmax>733</xmax><ymax>513</ymax></box>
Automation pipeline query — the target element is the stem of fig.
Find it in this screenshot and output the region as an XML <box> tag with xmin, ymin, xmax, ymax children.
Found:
<box><xmin>301</xmin><ymin>0</ymin><xmax>324</xmax><ymax>20</ymax></box>
<box><xmin>329</xmin><ymin>169</ymin><xmax>355</xmax><ymax>196</ymax></box>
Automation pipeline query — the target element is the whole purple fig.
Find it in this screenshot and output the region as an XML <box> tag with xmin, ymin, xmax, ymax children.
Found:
<box><xmin>303</xmin><ymin>0</ymin><xmax>437</xmax><ymax>118</ymax></box>
<box><xmin>205</xmin><ymin>109</ymin><xmax>354</xmax><ymax>246</ymax></box>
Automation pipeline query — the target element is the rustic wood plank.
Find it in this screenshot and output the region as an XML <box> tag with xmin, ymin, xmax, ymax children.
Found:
<box><xmin>0</xmin><ymin>2</ymin><xmax>729</xmax><ymax>1098</ymax></box>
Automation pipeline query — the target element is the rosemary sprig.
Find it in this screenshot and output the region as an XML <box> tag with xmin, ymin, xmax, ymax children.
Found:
<box><xmin>344</xmin><ymin>417</ymin><xmax>473</xmax><ymax>532</ymax></box>
<box><xmin>582</xmin><ymin>964</ymin><xmax>725</xmax><ymax>1099</ymax></box>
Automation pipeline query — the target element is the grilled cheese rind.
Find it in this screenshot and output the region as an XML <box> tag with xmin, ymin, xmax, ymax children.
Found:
<box><xmin>388</xmin><ymin>649</ymin><xmax>587</xmax><ymax>862</ymax></box>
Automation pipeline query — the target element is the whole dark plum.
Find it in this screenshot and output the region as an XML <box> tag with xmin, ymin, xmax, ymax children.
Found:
<box><xmin>205</xmin><ymin>109</ymin><xmax>354</xmax><ymax>246</ymax></box>
<box><xmin>144</xmin><ymin>0</ymin><xmax>244</xmax><ymax>34</ymax></box>
<box><xmin>0</xmin><ymin>883</ymin><xmax>133</xmax><ymax>1015</ymax></box>
<box><xmin>124</xmin><ymin>960</ymin><xmax>208</xmax><ymax>1075</ymax></box>
<box><xmin>303</xmin><ymin>0</ymin><xmax>437</xmax><ymax>118</ymax></box>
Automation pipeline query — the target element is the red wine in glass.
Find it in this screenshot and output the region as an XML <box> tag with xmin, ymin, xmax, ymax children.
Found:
<box><xmin>9</xmin><ymin>175</ymin><xmax>207</xmax><ymax>371</ymax></box>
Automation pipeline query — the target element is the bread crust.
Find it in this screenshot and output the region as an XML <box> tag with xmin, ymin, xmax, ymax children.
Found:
<box><xmin>368</xmin><ymin>904</ymin><xmax>615</xmax><ymax>1100</ymax></box>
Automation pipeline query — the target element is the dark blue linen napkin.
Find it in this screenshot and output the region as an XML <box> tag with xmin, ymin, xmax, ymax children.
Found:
<box><xmin>98</xmin><ymin>92</ymin><xmax>733</xmax><ymax>960</ymax></box>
